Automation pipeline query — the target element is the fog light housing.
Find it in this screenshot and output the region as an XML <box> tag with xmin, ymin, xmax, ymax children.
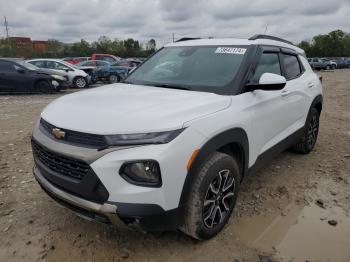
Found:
<box><xmin>119</xmin><ymin>160</ymin><xmax>162</xmax><ymax>187</ymax></box>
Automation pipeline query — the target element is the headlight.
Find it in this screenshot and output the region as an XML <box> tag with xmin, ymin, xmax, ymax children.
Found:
<box><xmin>51</xmin><ymin>74</ymin><xmax>66</xmax><ymax>81</ymax></box>
<box><xmin>104</xmin><ymin>128</ymin><xmax>184</xmax><ymax>146</ymax></box>
<box><xmin>120</xmin><ymin>160</ymin><xmax>161</xmax><ymax>187</ymax></box>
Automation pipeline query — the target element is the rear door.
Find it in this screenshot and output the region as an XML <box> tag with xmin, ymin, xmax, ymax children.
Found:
<box><xmin>279</xmin><ymin>50</ymin><xmax>310</xmax><ymax>137</ymax></box>
<box><xmin>0</xmin><ymin>61</ymin><xmax>18</xmax><ymax>92</ymax></box>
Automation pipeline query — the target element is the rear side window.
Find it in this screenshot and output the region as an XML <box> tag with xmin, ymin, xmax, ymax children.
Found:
<box><xmin>0</xmin><ymin>61</ymin><xmax>14</xmax><ymax>71</ymax></box>
<box><xmin>253</xmin><ymin>53</ymin><xmax>281</xmax><ymax>82</ymax></box>
<box><xmin>282</xmin><ymin>54</ymin><xmax>302</xmax><ymax>80</ymax></box>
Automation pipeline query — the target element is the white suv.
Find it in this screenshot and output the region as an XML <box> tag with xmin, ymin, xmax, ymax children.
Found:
<box><xmin>31</xmin><ymin>35</ymin><xmax>322</xmax><ymax>240</ymax></box>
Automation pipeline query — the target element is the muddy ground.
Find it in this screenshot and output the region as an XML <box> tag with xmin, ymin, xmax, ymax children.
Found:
<box><xmin>0</xmin><ymin>70</ymin><xmax>349</xmax><ymax>262</ymax></box>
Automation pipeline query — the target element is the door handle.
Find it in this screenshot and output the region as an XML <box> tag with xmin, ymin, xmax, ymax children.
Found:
<box><xmin>308</xmin><ymin>82</ymin><xmax>315</xmax><ymax>88</ymax></box>
<box><xmin>281</xmin><ymin>90</ymin><xmax>290</xmax><ymax>96</ymax></box>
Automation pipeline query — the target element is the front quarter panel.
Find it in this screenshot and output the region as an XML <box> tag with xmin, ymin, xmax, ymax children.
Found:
<box><xmin>90</xmin><ymin>127</ymin><xmax>206</xmax><ymax>211</ymax></box>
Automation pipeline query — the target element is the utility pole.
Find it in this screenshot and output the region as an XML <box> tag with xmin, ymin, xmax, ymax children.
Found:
<box><xmin>4</xmin><ymin>16</ymin><xmax>9</xmax><ymax>39</ymax></box>
<box><xmin>4</xmin><ymin>16</ymin><xmax>11</xmax><ymax>52</ymax></box>
<box><xmin>172</xmin><ymin>32</ymin><xmax>175</xmax><ymax>43</ymax></box>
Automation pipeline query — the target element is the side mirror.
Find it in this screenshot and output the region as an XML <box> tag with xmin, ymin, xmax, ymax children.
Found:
<box><xmin>246</xmin><ymin>73</ymin><xmax>286</xmax><ymax>91</ymax></box>
<box><xmin>17</xmin><ymin>68</ymin><xmax>26</xmax><ymax>74</ymax></box>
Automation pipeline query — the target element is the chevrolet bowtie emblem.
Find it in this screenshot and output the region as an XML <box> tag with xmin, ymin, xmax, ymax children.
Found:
<box><xmin>52</xmin><ymin>128</ymin><xmax>65</xmax><ymax>139</ymax></box>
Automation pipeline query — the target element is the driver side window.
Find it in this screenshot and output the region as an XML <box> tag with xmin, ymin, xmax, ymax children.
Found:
<box><xmin>253</xmin><ymin>53</ymin><xmax>281</xmax><ymax>83</ymax></box>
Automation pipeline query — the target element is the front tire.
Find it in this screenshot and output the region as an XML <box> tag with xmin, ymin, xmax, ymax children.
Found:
<box><xmin>35</xmin><ymin>80</ymin><xmax>54</xmax><ymax>94</ymax></box>
<box><xmin>180</xmin><ymin>152</ymin><xmax>241</xmax><ymax>240</ymax></box>
<box><xmin>292</xmin><ymin>108</ymin><xmax>320</xmax><ymax>154</ymax></box>
<box><xmin>73</xmin><ymin>77</ymin><xmax>87</xmax><ymax>88</ymax></box>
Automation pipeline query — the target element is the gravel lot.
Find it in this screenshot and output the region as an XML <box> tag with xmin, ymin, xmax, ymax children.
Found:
<box><xmin>0</xmin><ymin>70</ymin><xmax>350</xmax><ymax>262</ymax></box>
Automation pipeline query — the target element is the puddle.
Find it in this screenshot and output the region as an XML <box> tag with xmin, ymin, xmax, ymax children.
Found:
<box><xmin>231</xmin><ymin>203</ymin><xmax>350</xmax><ymax>262</ymax></box>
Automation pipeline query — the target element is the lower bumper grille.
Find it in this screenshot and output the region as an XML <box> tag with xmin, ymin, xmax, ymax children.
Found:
<box><xmin>32</xmin><ymin>140</ymin><xmax>89</xmax><ymax>180</ymax></box>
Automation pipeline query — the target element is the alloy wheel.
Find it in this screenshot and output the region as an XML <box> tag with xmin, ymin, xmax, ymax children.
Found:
<box><xmin>307</xmin><ymin>114</ymin><xmax>319</xmax><ymax>148</ymax></box>
<box><xmin>203</xmin><ymin>169</ymin><xmax>235</xmax><ymax>228</ymax></box>
<box><xmin>76</xmin><ymin>78</ymin><xmax>86</xmax><ymax>88</ymax></box>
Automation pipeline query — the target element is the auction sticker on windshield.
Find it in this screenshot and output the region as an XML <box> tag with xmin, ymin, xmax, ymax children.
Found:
<box><xmin>215</xmin><ymin>47</ymin><xmax>246</xmax><ymax>55</ymax></box>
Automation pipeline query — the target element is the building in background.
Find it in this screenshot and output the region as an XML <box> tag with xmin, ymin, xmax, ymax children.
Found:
<box><xmin>7</xmin><ymin>37</ymin><xmax>48</xmax><ymax>57</ymax></box>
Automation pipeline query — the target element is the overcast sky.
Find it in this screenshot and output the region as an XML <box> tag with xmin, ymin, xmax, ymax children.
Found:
<box><xmin>1</xmin><ymin>0</ymin><xmax>350</xmax><ymax>46</ymax></box>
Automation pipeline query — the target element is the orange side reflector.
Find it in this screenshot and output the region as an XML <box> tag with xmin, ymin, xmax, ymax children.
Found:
<box><xmin>187</xmin><ymin>149</ymin><xmax>199</xmax><ymax>172</ymax></box>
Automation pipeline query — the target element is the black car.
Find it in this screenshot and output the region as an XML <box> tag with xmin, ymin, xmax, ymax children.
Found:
<box><xmin>0</xmin><ymin>58</ymin><xmax>68</xmax><ymax>93</ymax></box>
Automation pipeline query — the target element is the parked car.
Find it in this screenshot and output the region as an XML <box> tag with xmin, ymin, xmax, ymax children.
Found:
<box><xmin>94</xmin><ymin>64</ymin><xmax>130</xmax><ymax>83</ymax></box>
<box><xmin>62</xmin><ymin>57</ymin><xmax>90</xmax><ymax>65</ymax></box>
<box><xmin>0</xmin><ymin>58</ymin><xmax>64</xmax><ymax>93</ymax></box>
<box><xmin>91</xmin><ymin>54</ymin><xmax>121</xmax><ymax>63</ymax></box>
<box><xmin>334</xmin><ymin>59</ymin><xmax>350</xmax><ymax>69</ymax></box>
<box><xmin>308</xmin><ymin>57</ymin><xmax>335</xmax><ymax>70</ymax></box>
<box><xmin>27</xmin><ymin>59</ymin><xmax>90</xmax><ymax>88</ymax></box>
<box><xmin>31</xmin><ymin>35</ymin><xmax>322</xmax><ymax>240</ymax></box>
<box><xmin>321</xmin><ymin>58</ymin><xmax>337</xmax><ymax>69</ymax></box>
<box><xmin>76</xmin><ymin>60</ymin><xmax>111</xmax><ymax>83</ymax></box>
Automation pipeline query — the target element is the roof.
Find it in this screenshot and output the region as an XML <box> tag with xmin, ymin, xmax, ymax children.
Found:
<box><xmin>165</xmin><ymin>37</ymin><xmax>304</xmax><ymax>55</ymax></box>
<box><xmin>0</xmin><ymin>57</ymin><xmax>23</xmax><ymax>62</ymax></box>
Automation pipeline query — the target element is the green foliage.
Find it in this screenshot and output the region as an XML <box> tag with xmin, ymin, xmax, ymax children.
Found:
<box><xmin>298</xmin><ymin>29</ymin><xmax>350</xmax><ymax>57</ymax></box>
<box><xmin>0</xmin><ymin>36</ymin><xmax>156</xmax><ymax>58</ymax></box>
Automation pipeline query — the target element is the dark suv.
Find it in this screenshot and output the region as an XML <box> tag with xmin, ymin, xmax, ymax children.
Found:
<box><xmin>0</xmin><ymin>58</ymin><xmax>66</xmax><ymax>93</ymax></box>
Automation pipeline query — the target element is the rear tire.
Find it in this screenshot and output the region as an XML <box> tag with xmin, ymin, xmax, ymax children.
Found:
<box><xmin>331</xmin><ymin>64</ymin><xmax>336</xmax><ymax>70</ymax></box>
<box><xmin>35</xmin><ymin>80</ymin><xmax>54</xmax><ymax>94</ymax></box>
<box><xmin>180</xmin><ymin>152</ymin><xmax>240</xmax><ymax>240</ymax></box>
<box><xmin>73</xmin><ymin>77</ymin><xmax>87</xmax><ymax>88</ymax></box>
<box><xmin>326</xmin><ymin>65</ymin><xmax>331</xmax><ymax>70</ymax></box>
<box><xmin>109</xmin><ymin>74</ymin><xmax>120</xmax><ymax>83</ymax></box>
<box><xmin>292</xmin><ymin>108</ymin><xmax>320</xmax><ymax>154</ymax></box>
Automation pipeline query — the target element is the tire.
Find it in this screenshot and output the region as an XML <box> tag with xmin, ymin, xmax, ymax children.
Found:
<box><xmin>35</xmin><ymin>80</ymin><xmax>54</xmax><ymax>94</ymax></box>
<box><xmin>331</xmin><ymin>65</ymin><xmax>336</xmax><ymax>70</ymax></box>
<box><xmin>180</xmin><ymin>152</ymin><xmax>241</xmax><ymax>240</ymax></box>
<box><xmin>292</xmin><ymin>108</ymin><xmax>320</xmax><ymax>154</ymax></box>
<box><xmin>326</xmin><ymin>65</ymin><xmax>331</xmax><ymax>70</ymax></box>
<box><xmin>109</xmin><ymin>74</ymin><xmax>120</xmax><ymax>83</ymax></box>
<box><xmin>73</xmin><ymin>77</ymin><xmax>87</xmax><ymax>88</ymax></box>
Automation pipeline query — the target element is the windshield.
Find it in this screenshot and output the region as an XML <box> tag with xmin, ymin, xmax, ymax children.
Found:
<box><xmin>125</xmin><ymin>46</ymin><xmax>248</xmax><ymax>93</ymax></box>
<box><xmin>59</xmin><ymin>60</ymin><xmax>77</xmax><ymax>69</ymax></box>
<box><xmin>17</xmin><ymin>61</ymin><xmax>38</xmax><ymax>71</ymax></box>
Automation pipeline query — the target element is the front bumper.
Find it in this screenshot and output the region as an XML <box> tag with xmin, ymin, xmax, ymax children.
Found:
<box><xmin>33</xmin><ymin>164</ymin><xmax>182</xmax><ymax>230</ymax></box>
<box><xmin>33</xmin><ymin>165</ymin><xmax>120</xmax><ymax>224</ymax></box>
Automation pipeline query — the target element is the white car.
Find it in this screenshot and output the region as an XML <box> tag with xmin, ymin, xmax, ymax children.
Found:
<box><xmin>31</xmin><ymin>35</ymin><xmax>322</xmax><ymax>240</ymax></box>
<box><xmin>27</xmin><ymin>59</ymin><xmax>90</xmax><ymax>88</ymax></box>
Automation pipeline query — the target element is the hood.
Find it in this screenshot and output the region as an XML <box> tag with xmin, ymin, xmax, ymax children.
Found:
<box><xmin>41</xmin><ymin>83</ymin><xmax>231</xmax><ymax>134</ymax></box>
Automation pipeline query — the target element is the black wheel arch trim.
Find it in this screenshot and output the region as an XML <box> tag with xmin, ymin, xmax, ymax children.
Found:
<box><xmin>310</xmin><ymin>94</ymin><xmax>323</xmax><ymax>114</ymax></box>
<box><xmin>179</xmin><ymin>128</ymin><xmax>249</xmax><ymax>208</ymax></box>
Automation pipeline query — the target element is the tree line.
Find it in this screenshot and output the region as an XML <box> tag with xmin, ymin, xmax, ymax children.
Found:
<box><xmin>1</xmin><ymin>29</ymin><xmax>350</xmax><ymax>59</ymax></box>
<box><xmin>297</xmin><ymin>29</ymin><xmax>350</xmax><ymax>58</ymax></box>
<box><xmin>0</xmin><ymin>36</ymin><xmax>157</xmax><ymax>58</ymax></box>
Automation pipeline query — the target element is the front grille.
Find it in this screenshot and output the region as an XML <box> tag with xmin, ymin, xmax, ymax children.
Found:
<box><xmin>40</xmin><ymin>118</ymin><xmax>107</xmax><ymax>149</ymax></box>
<box><xmin>32</xmin><ymin>140</ymin><xmax>89</xmax><ymax>180</ymax></box>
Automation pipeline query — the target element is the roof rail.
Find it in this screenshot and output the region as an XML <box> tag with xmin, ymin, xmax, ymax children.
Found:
<box><xmin>175</xmin><ymin>37</ymin><xmax>201</xmax><ymax>42</ymax></box>
<box><xmin>248</xmin><ymin>34</ymin><xmax>293</xmax><ymax>45</ymax></box>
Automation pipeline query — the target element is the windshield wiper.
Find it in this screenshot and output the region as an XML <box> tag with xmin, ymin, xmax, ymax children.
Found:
<box><xmin>152</xmin><ymin>84</ymin><xmax>191</xmax><ymax>91</ymax></box>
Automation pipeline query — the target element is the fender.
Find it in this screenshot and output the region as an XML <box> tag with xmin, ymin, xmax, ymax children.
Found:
<box><xmin>309</xmin><ymin>94</ymin><xmax>323</xmax><ymax>114</ymax></box>
<box><xmin>179</xmin><ymin>128</ymin><xmax>249</xmax><ymax>207</ymax></box>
